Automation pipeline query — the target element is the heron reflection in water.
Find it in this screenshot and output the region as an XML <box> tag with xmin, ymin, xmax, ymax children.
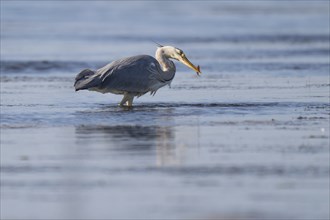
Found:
<box><xmin>74</xmin><ymin>45</ymin><xmax>201</xmax><ymax>107</ymax></box>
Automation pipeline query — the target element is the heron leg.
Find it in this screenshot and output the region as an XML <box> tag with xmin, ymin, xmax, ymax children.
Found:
<box><xmin>119</xmin><ymin>93</ymin><xmax>134</xmax><ymax>107</ymax></box>
<box><xmin>126</xmin><ymin>96</ymin><xmax>134</xmax><ymax>107</ymax></box>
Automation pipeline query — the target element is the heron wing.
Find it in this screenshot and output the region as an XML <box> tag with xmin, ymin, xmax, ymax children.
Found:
<box><xmin>97</xmin><ymin>55</ymin><xmax>161</xmax><ymax>94</ymax></box>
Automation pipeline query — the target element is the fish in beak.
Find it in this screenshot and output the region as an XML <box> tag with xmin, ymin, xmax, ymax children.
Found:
<box><xmin>180</xmin><ymin>54</ymin><xmax>202</xmax><ymax>76</ymax></box>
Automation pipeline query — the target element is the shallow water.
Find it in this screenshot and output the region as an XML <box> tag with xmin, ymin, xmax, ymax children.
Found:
<box><xmin>1</xmin><ymin>1</ymin><xmax>330</xmax><ymax>219</ymax></box>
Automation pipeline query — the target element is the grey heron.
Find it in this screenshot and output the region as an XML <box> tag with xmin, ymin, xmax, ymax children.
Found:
<box><xmin>74</xmin><ymin>45</ymin><xmax>201</xmax><ymax>107</ymax></box>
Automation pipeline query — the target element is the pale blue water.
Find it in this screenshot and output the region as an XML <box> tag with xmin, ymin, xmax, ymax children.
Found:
<box><xmin>1</xmin><ymin>1</ymin><xmax>329</xmax><ymax>219</ymax></box>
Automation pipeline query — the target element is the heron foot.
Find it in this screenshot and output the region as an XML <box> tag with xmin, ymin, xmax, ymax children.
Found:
<box><xmin>119</xmin><ymin>93</ymin><xmax>134</xmax><ymax>107</ymax></box>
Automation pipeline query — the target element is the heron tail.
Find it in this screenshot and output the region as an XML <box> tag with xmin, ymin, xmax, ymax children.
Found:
<box><xmin>74</xmin><ymin>69</ymin><xmax>101</xmax><ymax>91</ymax></box>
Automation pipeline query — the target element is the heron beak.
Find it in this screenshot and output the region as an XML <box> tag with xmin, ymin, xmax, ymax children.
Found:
<box><xmin>180</xmin><ymin>55</ymin><xmax>202</xmax><ymax>76</ymax></box>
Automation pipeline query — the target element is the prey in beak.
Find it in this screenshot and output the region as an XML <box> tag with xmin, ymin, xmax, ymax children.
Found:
<box><xmin>177</xmin><ymin>50</ymin><xmax>202</xmax><ymax>76</ymax></box>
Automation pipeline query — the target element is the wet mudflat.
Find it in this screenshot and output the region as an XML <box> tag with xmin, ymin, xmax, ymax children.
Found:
<box><xmin>1</xmin><ymin>1</ymin><xmax>329</xmax><ymax>219</ymax></box>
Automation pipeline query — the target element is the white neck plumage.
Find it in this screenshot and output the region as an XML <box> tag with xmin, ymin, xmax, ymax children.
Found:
<box><xmin>155</xmin><ymin>47</ymin><xmax>174</xmax><ymax>72</ymax></box>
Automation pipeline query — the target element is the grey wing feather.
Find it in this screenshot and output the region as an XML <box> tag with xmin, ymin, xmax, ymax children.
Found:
<box><xmin>74</xmin><ymin>69</ymin><xmax>102</xmax><ymax>91</ymax></box>
<box><xmin>97</xmin><ymin>55</ymin><xmax>160</xmax><ymax>94</ymax></box>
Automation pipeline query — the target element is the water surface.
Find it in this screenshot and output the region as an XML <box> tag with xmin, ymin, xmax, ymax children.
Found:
<box><xmin>1</xmin><ymin>1</ymin><xmax>329</xmax><ymax>219</ymax></box>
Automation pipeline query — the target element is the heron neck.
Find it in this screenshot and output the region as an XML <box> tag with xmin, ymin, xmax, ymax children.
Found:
<box><xmin>155</xmin><ymin>48</ymin><xmax>174</xmax><ymax>73</ymax></box>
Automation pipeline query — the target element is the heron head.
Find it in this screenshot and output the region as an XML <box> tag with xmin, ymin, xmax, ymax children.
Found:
<box><xmin>161</xmin><ymin>46</ymin><xmax>201</xmax><ymax>76</ymax></box>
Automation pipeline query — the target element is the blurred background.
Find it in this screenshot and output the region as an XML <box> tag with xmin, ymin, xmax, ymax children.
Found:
<box><xmin>1</xmin><ymin>1</ymin><xmax>329</xmax><ymax>219</ymax></box>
